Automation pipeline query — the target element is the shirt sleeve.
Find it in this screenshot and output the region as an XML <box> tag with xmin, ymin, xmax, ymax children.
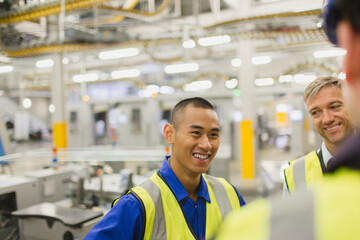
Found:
<box><xmin>233</xmin><ymin>186</ymin><xmax>246</xmax><ymax>206</ymax></box>
<box><xmin>84</xmin><ymin>193</ymin><xmax>144</xmax><ymax>240</ymax></box>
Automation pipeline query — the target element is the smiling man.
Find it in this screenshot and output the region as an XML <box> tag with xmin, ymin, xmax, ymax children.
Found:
<box><xmin>284</xmin><ymin>76</ymin><xmax>355</xmax><ymax>194</ymax></box>
<box><xmin>84</xmin><ymin>97</ymin><xmax>245</xmax><ymax>240</ymax></box>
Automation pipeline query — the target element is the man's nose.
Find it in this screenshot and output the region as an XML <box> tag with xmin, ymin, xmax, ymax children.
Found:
<box><xmin>198</xmin><ymin>135</ymin><xmax>212</xmax><ymax>150</ymax></box>
<box><xmin>322</xmin><ymin>110</ymin><xmax>335</xmax><ymax>124</ymax></box>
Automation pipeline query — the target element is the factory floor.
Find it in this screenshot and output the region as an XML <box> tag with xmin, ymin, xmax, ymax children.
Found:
<box><xmin>4</xmin><ymin>140</ymin><xmax>293</xmax><ymax>204</ymax></box>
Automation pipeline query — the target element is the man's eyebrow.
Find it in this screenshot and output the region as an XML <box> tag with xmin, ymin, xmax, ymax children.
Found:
<box><xmin>329</xmin><ymin>100</ymin><xmax>343</xmax><ymax>105</ymax></box>
<box><xmin>309</xmin><ymin>106</ymin><xmax>319</xmax><ymax>113</ymax></box>
<box><xmin>189</xmin><ymin>125</ymin><xmax>220</xmax><ymax>132</ymax></box>
<box><xmin>189</xmin><ymin>125</ymin><xmax>204</xmax><ymax>130</ymax></box>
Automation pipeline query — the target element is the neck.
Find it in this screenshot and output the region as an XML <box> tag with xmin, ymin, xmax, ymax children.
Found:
<box><xmin>324</xmin><ymin>141</ymin><xmax>341</xmax><ymax>156</ymax></box>
<box><xmin>168</xmin><ymin>157</ymin><xmax>200</xmax><ymax>202</ymax></box>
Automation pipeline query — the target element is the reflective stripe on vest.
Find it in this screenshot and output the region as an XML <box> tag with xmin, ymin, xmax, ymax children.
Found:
<box><xmin>130</xmin><ymin>172</ymin><xmax>241</xmax><ymax>240</ymax></box>
<box><xmin>284</xmin><ymin>151</ymin><xmax>323</xmax><ymax>193</ymax></box>
<box><xmin>269</xmin><ymin>190</ymin><xmax>315</xmax><ymax>240</ymax></box>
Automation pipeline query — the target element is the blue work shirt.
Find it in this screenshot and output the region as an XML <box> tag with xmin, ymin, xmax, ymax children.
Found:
<box><xmin>84</xmin><ymin>156</ymin><xmax>246</xmax><ymax>240</ymax></box>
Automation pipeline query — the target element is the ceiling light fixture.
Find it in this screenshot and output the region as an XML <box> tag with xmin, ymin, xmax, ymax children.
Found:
<box><xmin>252</xmin><ymin>56</ymin><xmax>272</xmax><ymax>65</ymax></box>
<box><xmin>198</xmin><ymin>35</ymin><xmax>231</xmax><ymax>47</ymax></box>
<box><xmin>36</xmin><ymin>59</ymin><xmax>54</xmax><ymax>68</ymax></box>
<box><xmin>111</xmin><ymin>69</ymin><xmax>140</xmax><ymax>79</ymax></box>
<box><xmin>0</xmin><ymin>65</ymin><xmax>14</xmax><ymax>73</ymax></box>
<box><xmin>99</xmin><ymin>48</ymin><xmax>140</xmax><ymax>60</ymax></box>
<box><xmin>73</xmin><ymin>73</ymin><xmax>99</xmax><ymax>82</ymax></box>
<box><xmin>164</xmin><ymin>63</ymin><xmax>199</xmax><ymax>74</ymax></box>
<box><xmin>183</xmin><ymin>80</ymin><xmax>213</xmax><ymax>92</ymax></box>
<box><xmin>294</xmin><ymin>74</ymin><xmax>316</xmax><ymax>84</ymax></box>
<box><xmin>255</xmin><ymin>78</ymin><xmax>274</xmax><ymax>86</ymax></box>
<box><xmin>225</xmin><ymin>78</ymin><xmax>238</xmax><ymax>89</ymax></box>
<box><xmin>183</xmin><ymin>40</ymin><xmax>196</xmax><ymax>49</ymax></box>
<box><xmin>278</xmin><ymin>75</ymin><xmax>293</xmax><ymax>83</ymax></box>
<box><xmin>313</xmin><ymin>49</ymin><xmax>346</xmax><ymax>58</ymax></box>
<box><xmin>231</xmin><ymin>58</ymin><xmax>242</xmax><ymax>67</ymax></box>
<box><xmin>160</xmin><ymin>86</ymin><xmax>175</xmax><ymax>95</ymax></box>
<box><xmin>62</xmin><ymin>57</ymin><xmax>69</xmax><ymax>65</ymax></box>
<box><xmin>22</xmin><ymin>98</ymin><xmax>32</xmax><ymax>109</ymax></box>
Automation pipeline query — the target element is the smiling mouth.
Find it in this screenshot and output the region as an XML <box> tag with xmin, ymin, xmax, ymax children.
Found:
<box><xmin>193</xmin><ymin>153</ymin><xmax>210</xmax><ymax>160</ymax></box>
<box><xmin>325</xmin><ymin>124</ymin><xmax>340</xmax><ymax>131</ymax></box>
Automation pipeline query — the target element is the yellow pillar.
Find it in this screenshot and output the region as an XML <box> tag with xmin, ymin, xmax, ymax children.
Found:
<box><xmin>51</xmin><ymin>54</ymin><xmax>67</xmax><ymax>148</ymax></box>
<box><xmin>238</xmin><ymin>40</ymin><xmax>256</xmax><ymax>180</ymax></box>
<box><xmin>240</xmin><ymin>120</ymin><xmax>255</xmax><ymax>179</ymax></box>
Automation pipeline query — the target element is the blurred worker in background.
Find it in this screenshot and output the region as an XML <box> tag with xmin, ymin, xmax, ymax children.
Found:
<box><xmin>213</xmin><ymin>0</ymin><xmax>360</xmax><ymax>239</ymax></box>
<box><xmin>284</xmin><ymin>76</ymin><xmax>355</xmax><ymax>194</ymax></box>
<box><xmin>85</xmin><ymin>97</ymin><xmax>245</xmax><ymax>240</ymax></box>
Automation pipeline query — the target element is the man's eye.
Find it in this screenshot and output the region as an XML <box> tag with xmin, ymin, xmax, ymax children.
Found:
<box><xmin>210</xmin><ymin>133</ymin><xmax>219</xmax><ymax>137</ymax></box>
<box><xmin>331</xmin><ymin>105</ymin><xmax>341</xmax><ymax>110</ymax></box>
<box><xmin>311</xmin><ymin>111</ymin><xmax>319</xmax><ymax>116</ymax></box>
<box><xmin>191</xmin><ymin>131</ymin><xmax>201</xmax><ymax>135</ymax></box>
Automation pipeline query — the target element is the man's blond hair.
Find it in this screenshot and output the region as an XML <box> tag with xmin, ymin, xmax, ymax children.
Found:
<box><xmin>303</xmin><ymin>76</ymin><xmax>343</xmax><ymax>103</ymax></box>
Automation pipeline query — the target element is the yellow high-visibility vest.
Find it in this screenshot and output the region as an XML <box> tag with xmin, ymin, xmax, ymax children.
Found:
<box><xmin>214</xmin><ymin>168</ymin><xmax>360</xmax><ymax>240</ymax></box>
<box><xmin>115</xmin><ymin>172</ymin><xmax>241</xmax><ymax>240</ymax></box>
<box><xmin>284</xmin><ymin>150</ymin><xmax>324</xmax><ymax>193</ymax></box>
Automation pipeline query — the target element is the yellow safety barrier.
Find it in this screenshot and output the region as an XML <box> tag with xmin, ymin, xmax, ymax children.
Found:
<box><xmin>53</xmin><ymin>122</ymin><xmax>67</xmax><ymax>148</ymax></box>
<box><xmin>240</xmin><ymin>120</ymin><xmax>255</xmax><ymax>179</ymax></box>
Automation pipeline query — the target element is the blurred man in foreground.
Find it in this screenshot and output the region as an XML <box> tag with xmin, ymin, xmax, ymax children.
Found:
<box><xmin>214</xmin><ymin>0</ymin><xmax>360</xmax><ymax>239</ymax></box>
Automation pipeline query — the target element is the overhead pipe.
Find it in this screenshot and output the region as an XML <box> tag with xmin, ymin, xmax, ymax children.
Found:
<box><xmin>0</xmin><ymin>28</ymin><xmax>326</xmax><ymax>58</ymax></box>
<box><xmin>0</xmin><ymin>0</ymin><xmax>112</xmax><ymax>24</ymax></box>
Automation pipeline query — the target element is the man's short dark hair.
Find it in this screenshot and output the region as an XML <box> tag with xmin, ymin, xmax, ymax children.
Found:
<box><xmin>324</xmin><ymin>0</ymin><xmax>360</xmax><ymax>45</ymax></box>
<box><xmin>171</xmin><ymin>97</ymin><xmax>216</xmax><ymax>128</ymax></box>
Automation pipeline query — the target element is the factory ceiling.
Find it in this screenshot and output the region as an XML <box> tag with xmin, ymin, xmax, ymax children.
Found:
<box><xmin>0</xmin><ymin>0</ymin><xmax>343</xmax><ymax>94</ymax></box>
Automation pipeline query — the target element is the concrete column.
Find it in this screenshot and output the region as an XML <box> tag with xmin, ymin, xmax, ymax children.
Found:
<box><xmin>238</xmin><ymin>41</ymin><xmax>256</xmax><ymax>180</ymax></box>
<box><xmin>51</xmin><ymin>54</ymin><xmax>67</xmax><ymax>148</ymax></box>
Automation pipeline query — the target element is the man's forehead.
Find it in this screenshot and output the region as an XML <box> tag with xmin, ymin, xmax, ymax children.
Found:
<box><xmin>307</xmin><ymin>87</ymin><xmax>343</xmax><ymax>107</ymax></box>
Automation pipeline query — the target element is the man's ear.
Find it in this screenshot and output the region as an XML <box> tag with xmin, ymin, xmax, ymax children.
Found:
<box><xmin>164</xmin><ymin>123</ymin><xmax>175</xmax><ymax>144</ymax></box>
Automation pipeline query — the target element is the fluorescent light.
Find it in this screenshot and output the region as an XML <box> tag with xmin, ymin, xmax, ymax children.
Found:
<box><xmin>183</xmin><ymin>80</ymin><xmax>213</xmax><ymax>92</ymax></box>
<box><xmin>290</xmin><ymin>110</ymin><xmax>303</xmax><ymax>121</ymax></box>
<box><xmin>0</xmin><ymin>65</ymin><xmax>14</xmax><ymax>73</ymax></box>
<box><xmin>231</xmin><ymin>58</ymin><xmax>242</xmax><ymax>67</ymax></box>
<box><xmin>160</xmin><ymin>86</ymin><xmax>175</xmax><ymax>95</ymax></box>
<box><xmin>183</xmin><ymin>40</ymin><xmax>196</xmax><ymax>49</ymax></box>
<box><xmin>198</xmin><ymin>35</ymin><xmax>231</xmax><ymax>46</ymax></box>
<box><xmin>279</xmin><ymin>75</ymin><xmax>293</xmax><ymax>83</ymax></box>
<box><xmin>36</xmin><ymin>59</ymin><xmax>54</xmax><ymax>68</ymax></box>
<box><xmin>62</xmin><ymin>57</ymin><xmax>69</xmax><ymax>65</ymax></box>
<box><xmin>255</xmin><ymin>78</ymin><xmax>274</xmax><ymax>86</ymax></box>
<box><xmin>111</xmin><ymin>69</ymin><xmax>140</xmax><ymax>79</ymax></box>
<box><xmin>147</xmin><ymin>85</ymin><xmax>160</xmax><ymax>94</ymax></box>
<box><xmin>99</xmin><ymin>48</ymin><xmax>139</xmax><ymax>60</ymax></box>
<box><xmin>49</xmin><ymin>104</ymin><xmax>55</xmax><ymax>113</ymax></box>
<box><xmin>294</xmin><ymin>74</ymin><xmax>316</xmax><ymax>84</ymax></box>
<box><xmin>225</xmin><ymin>78</ymin><xmax>238</xmax><ymax>89</ymax></box>
<box><xmin>233</xmin><ymin>111</ymin><xmax>243</xmax><ymax>122</ymax></box>
<box><xmin>252</xmin><ymin>56</ymin><xmax>272</xmax><ymax>65</ymax></box>
<box><xmin>165</xmin><ymin>63</ymin><xmax>199</xmax><ymax>74</ymax></box>
<box><xmin>276</xmin><ymin>104</ymin><xmax>289</xmax><ymax>113</ymax></box>
<box><xmin>313</xmin><ymin>49</ymin><xmax>346</xmax><ymax>58</ymax></box>
<box><xmin>22</xmin><ymin>98</ymin><xmax>32</xmax><ymax>109</ymax></box>
<box><xmin>73</xmin><ymin>73</ymin><xmax>99</xmax><ymax>82</ymax></box>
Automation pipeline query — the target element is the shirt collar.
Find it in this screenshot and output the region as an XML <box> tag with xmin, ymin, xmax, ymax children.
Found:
<box><xmin>321</xmin><ymin>142</ymin><xmax>333</xmax><ymax>167</ymax></box>
<box><xmin>158</xmin><ymin>156</ymin><xmax>211</xmax><ymax>203</ymax></box>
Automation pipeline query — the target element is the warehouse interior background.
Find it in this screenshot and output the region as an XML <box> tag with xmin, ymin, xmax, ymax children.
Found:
<box><xmin>0</xmin><ymin>0</ymin><xmax>346</xmax><ymax>239</ymax></box>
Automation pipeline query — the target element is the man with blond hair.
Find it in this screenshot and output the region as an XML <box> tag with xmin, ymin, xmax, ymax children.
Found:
<box><xmin>284</xmin><ymin>76</ymin><xmax>354</xmax><ymax>194</ymax></box>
